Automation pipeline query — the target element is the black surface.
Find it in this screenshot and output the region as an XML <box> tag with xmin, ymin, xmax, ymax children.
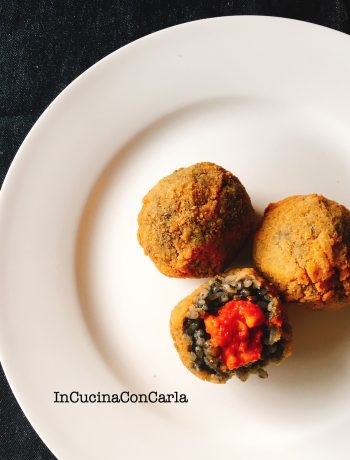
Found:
<box><xmin>1</xmin><ymin>1</ymin><xmax>350</xmax><ymax>459</ymax></box>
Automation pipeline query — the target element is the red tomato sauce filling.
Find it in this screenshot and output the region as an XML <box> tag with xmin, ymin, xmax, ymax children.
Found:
<box><xmin>204</xmin><ymin>300</ymin><xmax>266</xmax><ymax>370</ymax></box>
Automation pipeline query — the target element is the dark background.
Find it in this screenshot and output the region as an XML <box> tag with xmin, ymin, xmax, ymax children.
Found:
<box><xmin>1</xmin><ymin>1</ymin><xmax>350</xmax><ymax>458</ymax></box>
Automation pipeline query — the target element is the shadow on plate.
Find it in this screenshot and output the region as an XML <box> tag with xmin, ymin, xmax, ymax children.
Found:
<box><xmin>278</xmin><ymin>303</ymin><xmax>350</xmax><ymax>389</ymax></box>
<box><xmin>230</xmin><ymin>302</ymin><xmax>350</xmax><ymax>427</ymax></box>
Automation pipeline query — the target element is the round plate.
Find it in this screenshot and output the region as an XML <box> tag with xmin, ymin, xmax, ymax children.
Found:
<box><xmin>1</xmin><ymin>16</ymin><xmax>350</xmax><ymax>460</ymax></box>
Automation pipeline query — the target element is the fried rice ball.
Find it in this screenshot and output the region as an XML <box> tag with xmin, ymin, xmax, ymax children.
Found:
<box><xmin>137</xmin><ymin>162</ymin><xmax>255</xmax><ymax>278</ymax></box>
<box><xmin>170</xmin><ymin>268</ymin><xmax>292</xmax><ymax>383</ymax></box>
<box><xmin>253</xmin><ymin>194</ymin><xmax>350</xmax><ymax>309</ymax></box>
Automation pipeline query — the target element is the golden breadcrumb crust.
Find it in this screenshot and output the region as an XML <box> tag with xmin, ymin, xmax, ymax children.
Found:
<box><xmin>138</xmin><ymin>162</ymin><xmax>254</xmax><ymax>278</ymax></box>
<box><xmin>253</xmin><ymin>194</ymin><xmax>350</xmax><ymax>309</ymax></box>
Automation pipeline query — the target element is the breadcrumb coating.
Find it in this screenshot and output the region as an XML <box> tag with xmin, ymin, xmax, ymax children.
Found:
<box><xmin>253</xmin><ymin>194</ymin><xmax>350</xmax><ymax>309</ymax></box>
<box><xmin>137</xmin><ymin>162</ymin><xmax>255</xmax><ymax>278</ymax></box>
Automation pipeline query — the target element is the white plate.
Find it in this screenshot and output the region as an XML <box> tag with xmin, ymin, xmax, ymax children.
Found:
<box><xmin>1</xmin><ymin>16</ymin><xmax>350</xmax><ymax>460</ymax></box>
